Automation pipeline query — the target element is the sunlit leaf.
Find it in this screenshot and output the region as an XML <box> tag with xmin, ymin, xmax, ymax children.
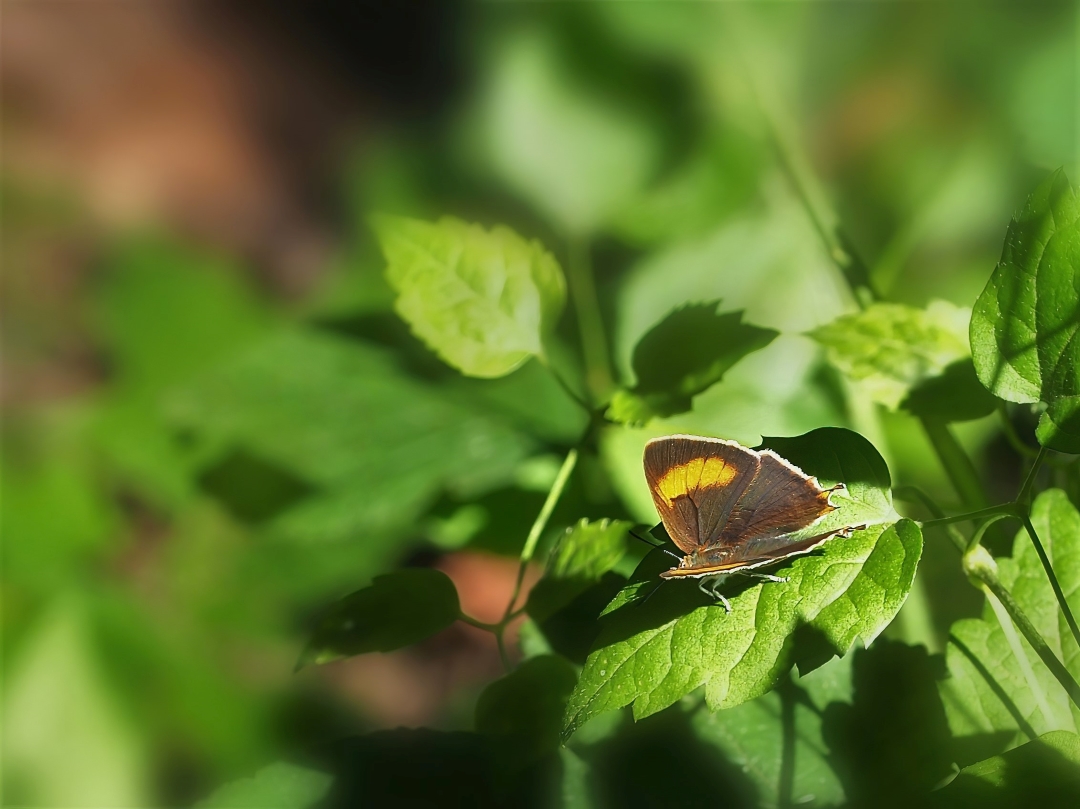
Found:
<box><xmin>298</xmin><ymin>568</ymin><xmax>460</xmax><ymax>668</ymax></box>
<box><xmin>608</xmin><ymin>301</ymin><xmax>778</xmax><ymax>424</ymax></box>
<box><xmin>810</xmin><ymin>300</ymin><xmax>972</xmax><ymax>411</ymax></box>
<box><xmin>483</xmin><ymin>31</ymin><xmax>659</xmax><ymax>233</ymax></box>
<box><xmin>372</xmin><ymin>215</ymin><xmax>566</xmax><ymax>378</ymax></box>
<box><xmin>941</xmin><ymin>490</ymin><xmax>1080</xmax><ymax>755</ymax></box>
<box><xmin>970</xmin><ymin>170</ymin><xmax>1080</xmax><ymax>452</ymax></box>
<box><xmin>527</xmin><ymin>519</ymin><xmax>631</xmax><ymax>623</ymax></box>
<box><xmin>564</xmin><ymin>429</ymin><xmax>918</xmax><ymax>738</ymax></box>
<box><xmin>196</xmin><ymin>762</ymin><xmax>332</xmax><ymax>809</ymax></box>
<box><xmin>937</xmin><ymin>731</ymin><xmax>1080</xmax><ymax>808</ymax></box>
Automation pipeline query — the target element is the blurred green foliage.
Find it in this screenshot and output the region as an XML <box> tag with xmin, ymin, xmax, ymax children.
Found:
<box><xmin>3</xmin><ymin>2</ymin><xmax>1080</xmax><ymax>808</ymax></box>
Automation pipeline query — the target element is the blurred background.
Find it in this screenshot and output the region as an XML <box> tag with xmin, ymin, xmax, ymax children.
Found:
<box><xmin>2</xmin><ymin>1</ymin><xmax>1077</xmax><ymax>806</ymax></box>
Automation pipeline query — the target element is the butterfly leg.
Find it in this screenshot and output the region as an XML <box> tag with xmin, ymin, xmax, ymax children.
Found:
<box><xmin>741</xmin><ymin>571</ymin><xmax>790</xmax><ymax>584</ymax></box>
<box><xmin>699</xmin><ymin>577</ymin><xmax>732</xmax><ymax>612</ymax></box>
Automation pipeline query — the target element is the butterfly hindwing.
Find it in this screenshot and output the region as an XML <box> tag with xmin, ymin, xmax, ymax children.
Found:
<box><xmin>715</xmin><ymin>449</ymin><xmax>836</xmax><ymax>559</ymax></box>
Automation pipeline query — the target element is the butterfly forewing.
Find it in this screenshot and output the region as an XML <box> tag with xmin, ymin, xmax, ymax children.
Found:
<box><xmin>643</xmin><ymin>436</ymin><xmax>759</xmax><ymax>555</ymax></box>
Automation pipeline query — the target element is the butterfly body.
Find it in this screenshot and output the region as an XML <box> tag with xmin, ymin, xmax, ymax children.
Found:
<box><xmin>644</xmin><ymin>435</ymin><xmax>853</xmax><ymax>586</ymax></box>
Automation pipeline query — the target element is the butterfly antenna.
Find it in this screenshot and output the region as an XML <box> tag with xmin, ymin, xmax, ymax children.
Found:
<box><xmin>638</xmin><ymin>578</ymin><xmax>665</xmax><ymax>607</ymax></box>
<box><xmin>629</xmin><ymin>528</ymin><xmax>681</xmax><ymax>561</ymax></box>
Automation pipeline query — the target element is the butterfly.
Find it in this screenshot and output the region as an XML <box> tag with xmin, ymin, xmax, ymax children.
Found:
<box><xmin>643</xmin><ymin>434</ymin><xmax>859</xmax><ymax>610</ymax></box>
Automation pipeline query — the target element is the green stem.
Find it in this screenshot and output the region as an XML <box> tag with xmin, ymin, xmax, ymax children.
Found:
<box><xmin>1019</xmin><ymin>513</ymin><xmax>1080</xmax><ymax>651</ymax></box>
<box><xmin>966</xmin><ymin>554</ymin><xmax>1080</xmax><ymax>711</ymax></box>
<box><xmin>920</xmin><ymin>416</ymin><xmax>988</xmax><ymax>510</ymax></box>
<box><xmin>922</xmin><ymin>503</ymin><xmax>1019</xmax><ymax>530</ymax></box>
<box><xmin>566</xmin><ymin>236</ymin><xmax>614</xmax><ymax>400</ymax></box>
<box><xmin>982</xmin><ymin>584</ymin><xmax>1065</xmax><ymax>726</ymax></box>
<box><xmin>503</xmin><ymin>447</ymin><xmax>579</xmax><ymax>622</ymax></box>
<box><xmin>539</xmin><ymin>356</ymin><xmax>593</xmax><ymax>414</ymax></box>
<box><xmin>997</xmin><ymin>403</ymin><xmax>1040</xmax><ymax>459</ymax></box>
<box><xmin>894</xmin><ymin>484</ymin><xmax>968</xmax><ymax>553</ymax></box>
<box><xmin>457</xmin><ymin>612</ymin><xmax>498</xmax><ymax>633</ymax></box>
<box><xmin>1017</xmin><ymin>446</ymin><xmax>1049</xmax><ymax>506</ymax></box>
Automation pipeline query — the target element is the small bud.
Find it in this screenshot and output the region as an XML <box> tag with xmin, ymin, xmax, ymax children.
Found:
<box><xmin>963</xmin><ymin>544</ymin><xmax>998</xmax><ymax>583</ymax></box>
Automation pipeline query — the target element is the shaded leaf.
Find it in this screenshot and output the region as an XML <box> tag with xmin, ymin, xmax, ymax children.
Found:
<box><xmin>940</xmin><ymin>490</ymin><xmax>1080</xmax><ymax>755</ymax></box>
<box><xmin>564</xmin><ymin>429</ymin><xmax>919</xmax><ymax>738</ymax></box>
<box><xmin>608</xmin><ymin>301</ymin><xmax>778</xmax><ymax>424</ymax></box>
<box><xmin>692</xmin><ymin>655</ymin><xmax>853</xmax><ymax>808</ymax></box>
<box><xmin>936</xmin><ymin>731</ymin><xmax>1080</xmax><ymax>809</ymax></box>
<box><xmin>901</xmin><ymin>359</ymin><xmax>997</xmax><ymax>422</ymax></box>
<box><xmin>476</xmin><ymin>655</ymin><xmax>578</xmax><ymax>767</ymax></box>
<box><xmin>483</xmin><ymin>31</ymin><xmax>658</xmax><ymax>233</ymax></box>
<box><xmin>196</xmin><ymin>762</ymin><xmax>332</xmax><ymax>809</ymax></box>
<box><xmin>372</xmin><ymin>215</ymin><xmax>565</xmax><ymax>378</ymax></box>
<box><xmin>299</xmin><ymin>568</ymin><xmax>460</xmax><ymax>667</ymax></box>
<box><xmin>823</xmin><ymin>640</ymin><xmax>953</xmax><ymax>806</ymax></box>
<box><xmin>170</xmin><ymin>330</ymin><xmax>534</xmax><ymax>546</ymax></box>
<box><xmin>810</xmin><ymin>300</ymin><xmax>971</xmax><ymax>410</ymax></box>
<box><xmin>970</xmin><ymin>169</ymin><xmax>1080</xmax><ymax>452</ymax></box>
<box><xmin>527</xmin><ymin>519</ymin><xmax>631</xmax><ymax>622</ymax></box>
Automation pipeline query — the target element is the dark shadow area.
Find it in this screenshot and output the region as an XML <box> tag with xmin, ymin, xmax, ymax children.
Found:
<box><xmin>582</xmin><ymin>708</ymin><xmax>758</xmax><ymax>809</ymax></box>
<box><xmin>537</xmin><ymin>572</ymin><xmax>627</xmax><ymax>664</ymax></box>
<box><xmin>197</xmin><ymin>448</ymin><xmax>316</xmax><ymax>524</ymax></box>
<box><xmin>822</xmin><ymin>640</ymin><xmax>953</xmax><ymax>808</ymax></box>
<box><xmin>317</xmin><ymin>729</ymin><xmax>551</xmax><ymax>809</ymax></box>
<box><xmin>934</xmin><ymin>735</ymin><xmax>1080</xmax><ymax>809</ymax></box>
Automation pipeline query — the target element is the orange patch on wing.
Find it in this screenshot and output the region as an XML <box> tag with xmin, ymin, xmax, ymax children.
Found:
<box><xmin>655</xmin><ymin>456</ymin><xmax>738</xmax><ymax>504</ymax></box>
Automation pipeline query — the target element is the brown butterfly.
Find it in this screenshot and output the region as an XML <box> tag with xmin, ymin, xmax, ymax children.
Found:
<box><xmin>643</xmin><ymin>434</ymin><xmax>859</xmax><ymax>610</ymax></box>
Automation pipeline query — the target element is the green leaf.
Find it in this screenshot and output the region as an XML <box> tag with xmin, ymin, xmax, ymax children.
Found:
<box><xmin>612</xmin><ymin>128</ymin><xmax>765</xmax><ymax>247</ymax></box>
<box><xmin>527</xmin><ymin>519</ymin><xmax>631</xmax><ymax>623</ymax></box>
<box><xmin>810</xmin><ymin>300</ymin><xmax>972</xmax><ymax>411</ymax></box>
<box><xmin>970</xmin><ymin>170</ymin><xmax>1080</xmax><ymax>452</ymax></box>
<box><xmin>937</xmin><ymin>731</ymin><xmax>1080</xmax><ymax>808</ymax></box>
<box><xmin>940</xmin><ymin>489</ymin><xmax>1080</xmax><ymax>751</ymax></box>
<box><xmin>94</xmin><ymin>235</ymin><xmax>272</xmax><ymax>396</ymax></box>
<box><xmin>196</xmin><ymin>762</ymin><xmax>332</xmax><ymax>809</ymax></box>
<box><xmin>563</xmin><ymin>429</ymin><xmax>919</xmax><ymax>739</ymax></box>
<box><xmin>2</xmin><ymin>600</ymin><xmax>149</xmax><ymax>808</ymax></box>
<box><xmin>170</xmin><ymin>329</ymin><xmax>534</xmax><ymax>546</ymax></box>
<box><xmin>900</xmin><ymin>359</ymin><xmax>998</xmax><ymax>422</ymax></box>
<box><xmin>298</xmin><ymin>568</ymin><xmax>460</xmax><ymax>667</ymax></box>
<box><xmin>608</xmin><ymin>301</ymin><xmax>778</xmax><ymax>424</ymax></box>
<box><xmin>371</xmin><ymin>215</ymin><xmax>566</xmax><ymax>378</ymax></box>
<box><xmin>691</xmin><ymin>656</ymin><xmax>851</xmax><ymax>809</ymax></box>
<box><xmin>483</xmin><ymin>31</ymin><xmax>658</xmax><ymax>233</ymax></box>
<box><xmin>475</xmin><ymin>655</ymin><xmax>578</xmax><ymax>768</ymax></box>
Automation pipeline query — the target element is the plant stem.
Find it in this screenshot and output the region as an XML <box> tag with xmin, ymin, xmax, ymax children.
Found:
<box><xmin>1019</xmin><ymin>513</ymin><xmax>1080</xmax><ymax>651</ymax></box>
<box><xmin>922</xmin><ymin>503</ymin><xmax>1019</xmax><ymax>529</ymax></box>
<box><xmin>1017</xmin><ymin>446</ymin><xmax>1049</xmax><ymax>506</ymax></box>
<box><xmin>893</xmin><ymin>484</ymin><xmax>968</xmax><ymax>553</ymax></box>
<box><xmin>457</xmin><ymin>612</ymin><xmax>498</xmax><ymax>632</ymax></box>
<box><xmin>503</xmin><ymin>447</ymin><xmax>579</xmax><ymax>624</ymax></box>
<box><xmin>539</xmin><ymin>356</ymin><xmax>594</xmax><ymax>414</ymax></box>
<box><xmin>566</xmin><ymin>236</ymin><xmax>614</xmax><ymax>401</ymax></box>
<box><xmin>997</xmin><ymin>403</ymin><xmax>1040</xmax><ymax>458</ymax></box>
<box><xmin>920</xmin><ymin>416</ymin><xmax>988</xmax><ymax>510</ymax></box>
<box><xmin>967</xmin><ymin>560</ymin><xmax>1080</xmax><ymax>711</ymax></box>
<box><xmin>982</xmin><ymin>584</ymin><xmax>1064</xmax><ymax>726</ymax></box>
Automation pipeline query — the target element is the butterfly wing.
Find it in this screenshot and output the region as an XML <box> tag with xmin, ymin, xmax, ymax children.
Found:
<box><xmin>643</xmin><ymin>436</ymin><xmax>759</xmax><ymax>555</ymax></box>
<box><xmin>715</xmin><ymin>449</ymin><xmax>836</xmax><ymax>565</ymax></box>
